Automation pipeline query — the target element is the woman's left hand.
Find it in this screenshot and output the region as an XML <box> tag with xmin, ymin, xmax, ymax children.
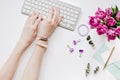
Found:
<box><xmin>19</xmin><ymin>12</ymin><xmax>42</xmax><ymax>46</ymax></box>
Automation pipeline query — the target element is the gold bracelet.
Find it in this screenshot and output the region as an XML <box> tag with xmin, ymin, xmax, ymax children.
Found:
<box><xmin>35</xmin><ymin>40</ymin><xmax>48</xmax><ymax>48</ymax></box>
<box><xmin>36</xmin><ymin>35</ymin><xmax>48</xmax><ymax>41</ymax></box>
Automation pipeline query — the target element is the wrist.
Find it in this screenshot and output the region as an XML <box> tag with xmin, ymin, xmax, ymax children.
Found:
<box><xmin>12</xmin><ymin>40</ymin><xmax>28</xmax><ymax>55</ymax></box>
<box><xmin>17</xmin><ymin>39</ymin><xmax>30</xmax><ymax>49</ymax></box>
<box><xmin>18</xmin><ymin>38</ymin><xmax>31</xmax><ymax>48</ymax></box>
<box><xmin>35</xmin><ymin>39</ymin><xmax>48</xmax><ymax>49</ymax></box>
<box><xmin>37</xmin><ymin>35</ymin><xmax>48</xmax><ymax>41</ymax></box>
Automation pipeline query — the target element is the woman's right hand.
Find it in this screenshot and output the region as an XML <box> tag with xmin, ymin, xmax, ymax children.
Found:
<box><xmin>38</xmin><ymin>7</ymin><xmax>63</xmax><ymax>38</ymax></box>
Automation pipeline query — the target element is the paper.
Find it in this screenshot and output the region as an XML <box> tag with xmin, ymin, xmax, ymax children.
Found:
<box><xmin>93</xmin><ymin>44</ymin><xmax>120</xmax><ymax>80</ymax></box>
<box><xmin>107</xmin><ymin>62</ymin><xmax>120</xmax><ymax>80</ymax></box>
<box><xmin>93</xmin><ymin>43</ymin><xmax>109</xmax><ymax>65</ymax></box>
<box><xmin>101</xmin><ymin>47</ymin><xmax>120</xmax><ymax>65</ymax></box>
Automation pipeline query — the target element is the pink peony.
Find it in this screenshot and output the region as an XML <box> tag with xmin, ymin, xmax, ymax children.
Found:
<box><xmin>116</xmin><ymin>27</ymin><xmax>120</xmax><ymax>36</ymax></box>
<box><xmin>89</xmin><ymin>16</ymin><xmax>100</xmax><ymax>29</ymax></box>
<box><xmin>107</xmin><ymin>17</ymin><xmax>117</xmax><ymax>26</ymax></box>
<box><xmin>95</xmin><ymin>8</ymin><xmax>106</xmax><ymax>19</ymax></box>
<box><xmin>107</xmin><ymin>29</ymin><xmax>116</xmax><ymax>41</ymax></box>
<box><xmin>116</xmin><ymin>11</ymin><xmax>120</xmax><ymax>21</ymax></box>
<box><xmin>97</xmin><ymin>24</ymin><xmax>108</xmax><ymax>35</ymax></box>
<box><xmin>105</xmin><ymin>8</ymin><xmax>113</xmax><ymax>16</ymax></box>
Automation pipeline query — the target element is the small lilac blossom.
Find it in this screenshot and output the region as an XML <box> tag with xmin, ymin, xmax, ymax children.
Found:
<box><xmin>69</xmin><ymin>48</ymin><xmax>74</xmax><ymax>53</ymax></box>
<box><xmin>73</xmin><ymin>40</ymin><xmax>77</xmax><ymax>45</ymax></box>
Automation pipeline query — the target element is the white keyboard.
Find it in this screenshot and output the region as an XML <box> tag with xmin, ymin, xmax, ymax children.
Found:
<box><xmin>21</xmin><ymin>0</ymin><xmax>81</xmax><ymax>31</ymax></box>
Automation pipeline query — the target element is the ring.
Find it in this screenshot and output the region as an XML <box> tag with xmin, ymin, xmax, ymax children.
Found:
<box><xmin>78</xmin><ymin>24</ymin><xmax>89</xmax><ymax>37</ymax></box>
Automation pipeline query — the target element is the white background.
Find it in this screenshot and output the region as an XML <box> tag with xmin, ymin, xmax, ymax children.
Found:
<box><xmin>0</xmin><ymin>0</ymin><xmax>120</xmax><ymax>80</ymax></box>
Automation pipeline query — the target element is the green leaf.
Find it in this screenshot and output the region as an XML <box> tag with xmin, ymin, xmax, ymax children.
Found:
<box><xmin>112</xmin><ymin>5</ymin><xmax>119</xmax><ymax>17</ymax></box>
<box><xmin>117</xmin><ymin>36</ymin><xmax>120</xmax><ymax>40</ymax></box>
<box><xmin>116</xmin><ymin>22</ymin><xmax>120</xmax><ymax>26</ymax></box>
<box><xmin>115</xmin><ymin>5</ymin><xmax>119</xmax><ymax>11</ymax></box>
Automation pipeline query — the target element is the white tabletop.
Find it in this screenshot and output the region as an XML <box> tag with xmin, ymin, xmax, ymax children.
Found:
<box><xmin>0</xmin><ymin>0</ymin><xmax>120</xmax><ymax>80</ymax></box>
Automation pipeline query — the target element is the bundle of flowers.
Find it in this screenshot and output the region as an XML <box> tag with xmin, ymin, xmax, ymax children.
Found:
<box><xmin>89</xmin><ymin>6</ymin><xmax>120</xmax><ymax>41</ymax></box>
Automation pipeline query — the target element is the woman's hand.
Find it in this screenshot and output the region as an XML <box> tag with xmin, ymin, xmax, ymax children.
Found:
<box><xmin>20</xmin><ymin>12</ymin><xmax>42</xmax><ymax>46</ymax></box>
<box><xmin>38</xmin><ymin>7</ymin><xmax>63</xmax><ymax>38</ymax></box>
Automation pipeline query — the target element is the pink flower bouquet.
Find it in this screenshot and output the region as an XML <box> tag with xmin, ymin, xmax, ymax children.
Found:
<box><xmin>89</xmin><ymin>6</ymin><xmax>120</xmax><ymax>41</ymax></box>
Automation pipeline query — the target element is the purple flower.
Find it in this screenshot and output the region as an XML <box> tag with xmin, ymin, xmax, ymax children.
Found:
<box><xmin>107</xmin><ymin>29</ymin><xmax>116</xmax><ymax>41</ymax></box>
<box><xmin>69</xmin><ymin>48</ymin><xmax>74</xmax><ymax>53</ymax></box>
<box><xmin>73</xmin><ymin>40</ymin><xmax>77</xmax><ymax>45</ymax></box>
<box><xmin>97</xmin><ymin>24</ymin><xmax>108</xmax><ymax>35</ymax></box>
<box><xmin>105</xmin><ymin>8</ymin><xmax>113</xmax><ymax>16</ymax></box>
<box><xmin>116</xmin><ymin>11</ymin><xmax>120</xmax><ymax>21</ymax></box>
<box><xmin>107</xmin><ymin>17</ymin><xmax>117</xmax><ymax>26</ymax></box>
<box><xmin>89</xmin><ymin>16</ymin><xmax>100</xmax><ymax>29</ymax></box>
<box><xmin>79</xmin><ymin>49</ymin><xmax>84</xmax><ymax>53</ymax></box>
<box><xmin>73</xmin><ymin>40</ymin><xmax>80</xmax><ymax>45</ymax></box>
<box><xmin>116</xmin><ymin>27</ymin><xmax>120</xmax><ymax>36</ymax></box>
<box><xmin>95</xmin><ymin>8</ymin><xmax>106</xmax><ymax>19</ymax></box>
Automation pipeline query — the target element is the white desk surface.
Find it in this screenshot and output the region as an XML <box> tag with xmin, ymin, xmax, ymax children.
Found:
<box><xmin>0</xmin><ymin>0</ymin><xmax>120</xmax><ymax>80</ymax></box>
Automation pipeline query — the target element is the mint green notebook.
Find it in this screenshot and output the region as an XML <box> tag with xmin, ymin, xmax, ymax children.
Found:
<box><xmin>93</xmin><ymin>44</ymin><xmax>120</xmax><ymax>80</ymax></box>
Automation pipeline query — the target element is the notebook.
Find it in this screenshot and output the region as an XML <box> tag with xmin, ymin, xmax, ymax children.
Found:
<box><xmin>93</xmin><ymin>44</ymin><xmax>120</xmax><ymax>80</ymax></box>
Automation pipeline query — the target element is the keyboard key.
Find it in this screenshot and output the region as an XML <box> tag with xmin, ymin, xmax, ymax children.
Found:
<box><xmin>21</xmin><ymin>0</ymin><xmax>81</xmax><ymax>31</ymax></box>
<box><xmin>24</xmin><ymin>5</ymin><xmax>31</xmax><ymax>10</ymax></box>
<box><xmin>25</xmin><ymin>1</ymin><xmax>31</xmax><ymax>5</ymax></box>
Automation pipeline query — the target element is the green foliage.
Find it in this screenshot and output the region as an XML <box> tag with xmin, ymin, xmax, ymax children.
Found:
<box><xmin>117</xmin><ymin>22</ymin><xmax>120</xmax><ymax>26</ymax></box>
<box><xmin>118</xmin><ymin>36</ymin><xmax>120</xmax><ymax>40</ymax></box>
<box><xmin>112</xmin><ymin>5</ymin><xmax>119</xmax><ymax>17</ymax></box>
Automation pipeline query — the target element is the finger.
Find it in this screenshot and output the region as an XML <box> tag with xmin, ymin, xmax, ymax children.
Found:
<box><xmin>29</xmin><ymin>12</ymin><xmax>32</xmax><ymax>17</ymax></box>
<box><xmin>56</xmin><ymin>7</ymin><xmax>60</xmax><ymax>18</ymax></box>
<box><xmin>57</xmin><ymin>16</ymin><xmax>63</xmax><ymax>26</ymax></box>
<box><xmin>53</xmin><ymin>17</ymin><xmax>62</xmax><ymax>30</ymax></box>
<box><xmin>31</xmin><ymin>12</ymin><xmax>39</xmax><ymax>24</ymax></box>
<box><xmin>52</xmin><ymin>7</ymin><xmax>57</xmax><ymax>22</ymax></box>
<box><xmin>28</xmin><ymin>12</ymin><xmax>32</xmax><ymax>18</ymax></box>
<box><xmin>47</xmin><ymin>7</ymin><xmax>54</xmax><ymax>20</ymax></box>
<box><xmin>54</xmin><ymin>7</ymin><xmax>60</xmax><ymax>23</ymax></box>
<box><xmin>33</xmin><ymin>14</ymin><xmax>42</xmax><ymax>31</ymax></box>
<box><xmin>26</xmin><ymin>16</ymin><xmax>31</xmax><ymax>24</ymax></box>
<box><xmin>33</xmin><ymin>12</ymin><xmax>39</xmax><ymax>23</ymax></box>
<box><xmin>30</xmin><ymin>12</ymin><xmax>35</xmax><ymax>20</ymax></box>
<box><xmin>27</xmin><ymin>12</ymin><xmax>35</xmax><ymax>23</ymax></box>
<box><xmin>34</xmin><ymin>14</ymin><xmax>42</xmax><ymax>27</ymax></box>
